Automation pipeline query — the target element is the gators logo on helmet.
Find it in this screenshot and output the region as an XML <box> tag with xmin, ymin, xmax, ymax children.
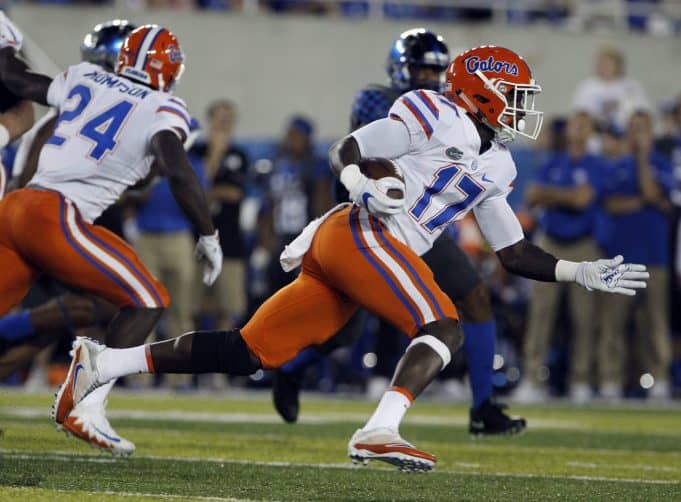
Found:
<box><xmin>445</xmin><ymin>45</ymin><xmax>543</xmax><ymax>143</ymax></box>
<box><xmin>464</xmin><ymin>56</ymin><xmax>519</xmax><ymax>77</ymax></box>
<box><xmin>116</xmin><ymin>25</ymin><xmax>185</xmax><ymax>92</ymax></box>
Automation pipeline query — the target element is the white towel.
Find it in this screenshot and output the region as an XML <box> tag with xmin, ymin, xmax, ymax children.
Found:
<box><xmin>279</xmin><ymin>203</ymin><xmax>351</xmax><ymax>272</ymax></box>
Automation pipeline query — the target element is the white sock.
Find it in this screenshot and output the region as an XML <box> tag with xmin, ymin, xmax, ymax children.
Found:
<box><xmin>96</xmin><ymin>345</ymin><xmax>152</xmax><ymax>383</ymax></box>
<box><xmin>79</xmin><ymin>379</ymin><xmax>116</xmax><ymax>408</ymax></box>
<box><xmin>362</xmin><ymin>388</ymin><xmax>412</xmax><ymax>432</ymax></box>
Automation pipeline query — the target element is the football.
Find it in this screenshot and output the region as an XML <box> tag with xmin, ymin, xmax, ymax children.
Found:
<box><xmin>358</xmin><ymin>157</ymin><xmax>405</xmax><ymax>199</ymax></box>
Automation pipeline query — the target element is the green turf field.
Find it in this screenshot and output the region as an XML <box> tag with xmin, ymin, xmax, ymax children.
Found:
<box><xmin>0</xmin><ymin>390</ymin><xmax>679</xmax><ymax>501</ymax></box>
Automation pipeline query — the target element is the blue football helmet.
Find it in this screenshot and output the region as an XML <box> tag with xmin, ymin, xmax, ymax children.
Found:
<box><xmin>81</xmin><ymin>19</ymin><xmax>137</xmax><ymax>72</ymax></box>
<box><xmin>386</xmin><ymin>28</ymin><xmax>450</xmax><ymax>92</ymax></box>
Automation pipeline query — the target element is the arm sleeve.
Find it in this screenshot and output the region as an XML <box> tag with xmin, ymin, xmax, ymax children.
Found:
<box><xmin>46</xmin><ymin>69</ymin><xmax>68</xmax><ymax>108</ymax></box>
<box><xmin>147</xmin><ymin>96</ymin><xmax>191</xmax><ymax>147</ymax></box>
<box><xmin>473</xmin><ymin>195</ymin><xmax>525</xmax><ymax>251</ymax></box>
<box><xmin>350</xmin><ymin>117</ymin><xmax>411</xmax><ymax>159</ymax></box>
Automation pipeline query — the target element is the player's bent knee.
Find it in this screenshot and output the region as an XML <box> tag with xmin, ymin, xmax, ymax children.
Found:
<box><xmin>408</xmin><ymin>318</ymin><xmax>462</xmax><ymax>370</ymax></box>
<box><xmin>61</xmin><ymin>294</ymin><xmax>99</xmax><ymax>322</ymax></box>
<box><xmin>456</xmin><ymin>282</ymin><xmax>493</xmax><ymax>323</ymax></box>
<box><xmin>190</xmin><ymin>329</ymin><xmax>261</xmax><ymax>376</ymax></box>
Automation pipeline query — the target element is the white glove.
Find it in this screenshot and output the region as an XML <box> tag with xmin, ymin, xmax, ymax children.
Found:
<box><xmin>556</xmin><ymin>255</ymin><xmax>649</xmax><ymax>296</ymax></box>
<box><xmin>195</xmin><ymin>231</ymin><xmax>223</xmax><ymax>286</ymax></box>
<box><xmin>0</xmin><ymin>12</ymin><xmax>23</xmax><ymax>51</ymax></box>
<box><xmin>340</xmin><ymin>164</ymin><xmax>405</xmax><ymax>216</ymax></box>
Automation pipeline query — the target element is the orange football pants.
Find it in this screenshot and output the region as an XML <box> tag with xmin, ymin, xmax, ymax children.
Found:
<box><xmin>0</xmin><ymin>188</ymin><xmax>168</xmax><ymax>316</ymax></box>
<box><xmin>241</xmin><ymin>206</ymin><xmax>458</xmax><ymax>368</ymax></box>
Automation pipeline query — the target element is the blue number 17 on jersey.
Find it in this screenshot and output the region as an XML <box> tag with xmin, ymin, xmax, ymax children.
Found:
<box><xmin>410</xmin><ymin>164</ymin><xmax>485</xmax><ymax>232</ymax></box>
<box><xmin>46</xmin><ymin>84</ymin><xmax>134</xmax><ymax>161</ymax></box>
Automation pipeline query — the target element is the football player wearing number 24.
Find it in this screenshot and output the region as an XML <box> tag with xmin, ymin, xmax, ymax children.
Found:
<box><xmin>0</xmin><ymin>23</ymin><xmax>222</xmax><ymax>449</ymax></box>
<box><xmin>53</xmin><ymin>46</ymin><xmax>648</xmax><ymax>472</ymax></box>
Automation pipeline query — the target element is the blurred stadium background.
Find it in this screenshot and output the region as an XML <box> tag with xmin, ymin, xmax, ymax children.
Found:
<box><xmin>1</xmin><ymin>1</ymin><xmax>681</xmax><ymax>499</ymax></box>
<box><xmin>4</xmin><ymin>0</ymin><xmax>681</xmax><ymax>399</ymax></box>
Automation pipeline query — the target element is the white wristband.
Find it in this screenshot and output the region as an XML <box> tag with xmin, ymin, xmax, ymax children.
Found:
<box><xmin>339</xmin><ymin>163</ymin><xmax>363</xmax><ymax>192</ymax></box>
<box><xmin>555</xmin><ymin>259</ymin><xmax>580</xmax><ymax>282</ymax></box>
<box><xmin>0</xmin><ymin>124</ymin><xmax>10</xmax><ymax>149</ymax></box>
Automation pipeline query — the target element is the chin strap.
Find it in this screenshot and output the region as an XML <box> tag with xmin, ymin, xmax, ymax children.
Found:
<box><xmin>457</xmin><ymin>90</ymin><xmax>510</xmax><ymax>143</ymax></box>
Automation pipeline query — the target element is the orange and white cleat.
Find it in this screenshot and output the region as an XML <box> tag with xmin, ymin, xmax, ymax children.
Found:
<box><xmin>61</xmin><ymin>401</ymin><xmax>135</xmax><ymax>456</ymax></box>
<box><xmin>52</xmin><ymin>337</ymin><xmax>104</xmax><ymax>425</ymax></box>
<box><xmin>348</xmin><ymin>427</ymin><xmax>436</xmax><ymax>472</ymax></box>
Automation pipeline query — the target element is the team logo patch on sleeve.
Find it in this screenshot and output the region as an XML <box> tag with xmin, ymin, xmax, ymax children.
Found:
<box><xmin>446</xmin><ymin>147</ymin><xmax>464</xmax><ymax>161</ymax></box>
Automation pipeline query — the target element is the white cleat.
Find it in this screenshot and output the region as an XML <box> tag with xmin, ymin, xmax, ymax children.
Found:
<box><xmin>60</xmin><ymin>401</ymin><xmax>135</xmax><ymax>456</ymax></box>
<box><xmin>348</xmin><ymin>427</ymin><xmax>436</xmax><ymax>472</ymax></box>
<box><xmin>52</xmin><ymin>337</ymin><xmax>105</xmax><ymax>425</ymax></box>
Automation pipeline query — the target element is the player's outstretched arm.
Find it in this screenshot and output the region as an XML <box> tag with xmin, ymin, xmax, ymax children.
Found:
<box><xmin>475</xmin><ymin>196</ymin><xmax>649</xmax><ymax>296</ymax></box>
<box><xmin>496</xmin><ymin>238</ymin><xmax>560</xmax><ymax>282</ymax></box>
<box><xmin>0</xmin><ymin>47</ymin><xmax>51</xmax><ymax>106</ymax></box>
<box><xmin>496</xmin><ymin>239</ymin><xmax>649</xmax><ymax>296</ymax></box>
<box><xmin>150</xmin><ymin>130</ymin><xmax>222</xmax><ymax>286</ymax></box>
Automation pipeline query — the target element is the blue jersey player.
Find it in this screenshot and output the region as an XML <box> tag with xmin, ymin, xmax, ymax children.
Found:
<box><xmin>272</xmin><ymin>28</ymin><xmax>526</xmax><ymax>436</ymax></box>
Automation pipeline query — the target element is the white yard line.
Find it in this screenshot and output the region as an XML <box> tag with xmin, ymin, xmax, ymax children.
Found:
<box><xmin>1</xmin><ymin>486</ymin><xmax>265</xmax><ymax>502</ymax></box>
<box><xmin>567</xmin><ymin>461</ymin><xmax>679</xmax><ymax>473</ymax></box>
<box><xmin>0</xmin><ymin>405</ymin><xmax>582</xmax><ymax>429</ymax></box>
<box><xmin>1</xmin><ymin>449</ymin><xmax>677</xmax><ymax>486</ymax></box>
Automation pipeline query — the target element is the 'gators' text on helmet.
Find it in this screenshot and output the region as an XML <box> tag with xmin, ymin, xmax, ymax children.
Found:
<box><xmin>445</xmin><ymin>45</ymin><xmax>543</xmax><ymax>143</ymax></box>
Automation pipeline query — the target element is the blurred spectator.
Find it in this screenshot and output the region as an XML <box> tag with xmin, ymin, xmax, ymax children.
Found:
<box><xmin>257</xmin><ymin>116</ymin><xmax>333</xmax><ymax>293</ymax></box>
<box><xmin>262</xmin><ymin>0</ymin><xmax>335</xmax><ymax>14</ymax></box>
<box><xmin>507</xmin><ymin>0</ymin><xmax>570</xmax><ymax>25</ymax></box>
<box><xmin>572</xmin><ymin>45</ymin><xmax>650</xmax><ymax>129</ymax></box>
<box><xmin>655</xmin><ymin>95</ymin><xmax>681</xmax><ymax>354</ymax></box>
<box><xmin>191</xmin><ymin>100</ymin><xmax>249</xmax><ymax>330</ymax></box>
<box><xmin>145</xmin><ymin>0</ymin><xmax>195</xmax><ymax>7</ymax></box>
<box><xmin>515</xmin><ymin>112</ymin><xmax>604</xmax><ymax>403</ymax></box>
<box><xmin>598</xmin><ymin>110</ymin><xmax>673</xmax><ymax>399</ymax></box>
<box><xmin>197</xmin><ymin>0</ymin><xmax>242</xmax><ymax>9</ymax></box>
<box><xmin>655</xmin><ymin>96</ymin><xmax>681</xmax><ymax>163</ymax></box>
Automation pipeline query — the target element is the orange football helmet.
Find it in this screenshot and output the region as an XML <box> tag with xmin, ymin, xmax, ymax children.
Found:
<box><xmin>116</xmin><ymin>25</ymin><xmax>184</xmax><ymax>92</ymax></box>
<box><xmin>444</xmin><ymin>45</ymin><xmax>543</xmax><ymax>143</ymax></box>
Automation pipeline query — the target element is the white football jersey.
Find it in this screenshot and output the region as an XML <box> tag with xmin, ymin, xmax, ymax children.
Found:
<box><xmin>352</xmin><ymin>89</ymin><xmax>524</xmax><ymax>256</ymax></box>
<box><xmin>30</xmin><ymin>62</ymin><xmax>191</xmax><ymax>222</ymax></box>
